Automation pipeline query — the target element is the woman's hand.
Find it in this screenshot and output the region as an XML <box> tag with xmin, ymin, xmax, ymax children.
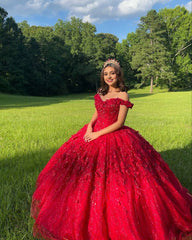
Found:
<box><xmin>84</xmin><ymin>131</ymin><xmax>100</xmax><ymax>142</ymax></box>
<box><xmin>84</xmin><ymin>125</ymin><xmax>92</xmax><ymax>136</ymax></box>
<box><xmin>84</xmin><ymin>125</ymin><xmax>93</xmax><ymax>141</ymax></box>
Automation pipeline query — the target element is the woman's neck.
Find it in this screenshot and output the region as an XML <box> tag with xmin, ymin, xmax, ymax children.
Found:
<box><xmin>108</xmin><ymin>87</ymin><xmax>120</xmax><ymax>93</ymax></box>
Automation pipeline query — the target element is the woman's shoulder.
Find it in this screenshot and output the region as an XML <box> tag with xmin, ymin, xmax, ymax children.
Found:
<box><xmin>118</xmin><ymin>92</ymin><xmax>133</xmax><ymax>109</ymax></box>
<box><xmin>118</xmin><ymin>91</ymin><xmax>129</xmax><ymax>101</ymax></box>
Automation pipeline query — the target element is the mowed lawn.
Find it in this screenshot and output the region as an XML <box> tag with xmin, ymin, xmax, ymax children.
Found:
<box><xmin>0</xmin><ymin>88</ymin><xmax>191</xmax><ymax>239</ymax></box>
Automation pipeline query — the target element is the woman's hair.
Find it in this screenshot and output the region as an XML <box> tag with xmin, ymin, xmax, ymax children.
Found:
<box><xmin>98</xmin><ymin>61</ymin><xmax>128</xmax><ymax>95</ymax></box>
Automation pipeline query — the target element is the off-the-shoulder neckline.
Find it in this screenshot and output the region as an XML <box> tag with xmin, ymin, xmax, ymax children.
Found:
<box><xmin>96</xmin><ymin>93</ymin><xmax>129</xmax><ymax>103</ymax></box>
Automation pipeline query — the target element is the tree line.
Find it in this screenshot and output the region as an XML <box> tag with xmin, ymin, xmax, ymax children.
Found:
<box><xmin>0</xmin><ymin>6</ymin><xmax>191</xmax><ymax>96</ymax></box>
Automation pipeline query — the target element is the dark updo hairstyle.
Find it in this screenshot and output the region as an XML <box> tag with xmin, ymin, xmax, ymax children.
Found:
<box><xmin>98</xmin><ymin>61</ymin><xmax>128</xmax><ymax>96</ymax></box>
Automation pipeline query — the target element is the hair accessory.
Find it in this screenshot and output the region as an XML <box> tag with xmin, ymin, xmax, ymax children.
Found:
<box><xmin>103</xmin><ymin>59</ymin><xmax>120</xmax><ymax>68</ymax></box>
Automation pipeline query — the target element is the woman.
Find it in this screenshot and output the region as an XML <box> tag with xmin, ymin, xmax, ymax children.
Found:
<box><xmin>31</xmin><ymin>59</ymin><xmax>192</xmax><ymax>240</ymax></box>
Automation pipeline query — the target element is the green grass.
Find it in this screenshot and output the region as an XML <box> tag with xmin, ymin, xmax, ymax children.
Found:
<box><xmin>0</xmin><ymin>87</ymin><xmax>191</xmax><ymax>239</ymax></box>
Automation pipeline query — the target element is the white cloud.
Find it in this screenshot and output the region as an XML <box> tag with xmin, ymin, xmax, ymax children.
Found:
<box><xmin>73</xmin><ymin>2</ymin><xmax>99</xmax><ymax>14</ymax></box>
<box><xmin>82</xmin><ymin>15</ymin><xmax>99</xmax><ymax>23</ymax></box>
<box><xmin>118</xmin><ymin>0</ymin><xmax>155</xmax><ymax>15</ymax></box>
<box><xmin>1</xmin><ymin>0</ymin><xmax>51</xmax><ymax>16</ymax></box>
<box><xmin>26</xmin><ymin>0</ymin><xmax>50</xmax><ymax>9</ymax></box>
<box><xmin>185</xmin><ymin>1</ymin><xmax>192</xmax><ymax>11</ymax></box>
<box><xmin>0</xmin><ymin>0</ymin><xmax>173</xmax><ymax>23</ymax></box>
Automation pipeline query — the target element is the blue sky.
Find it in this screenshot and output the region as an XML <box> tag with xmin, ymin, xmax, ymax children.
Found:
<box><xmin>1</xmin><ymin>0</ymin><xmax>191</xmax><ymax>42</ymax></box>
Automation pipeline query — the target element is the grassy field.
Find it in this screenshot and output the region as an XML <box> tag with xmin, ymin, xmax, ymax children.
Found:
<box><xmin>0</xmin><ymin>87</ymin><xmax>191</xmax><ymax>239</ymax></box>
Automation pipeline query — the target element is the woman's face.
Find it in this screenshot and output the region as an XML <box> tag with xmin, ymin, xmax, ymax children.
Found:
<box><xmin>103</xmin><ymin>66</ymin><xmax>118</xmax><ymax>88</ymax></box>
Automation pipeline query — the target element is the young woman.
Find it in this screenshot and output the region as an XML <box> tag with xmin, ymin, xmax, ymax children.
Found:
<box><xmin>31</xmin><ymin>59</ymin><xmax>192</xmax><ymax>240</ymax></box>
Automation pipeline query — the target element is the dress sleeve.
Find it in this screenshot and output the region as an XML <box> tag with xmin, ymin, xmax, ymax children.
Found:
<box><xmin>119</xmin><ymin>99</ymin><xmax>134</xmax><ymax>109</ymax></box>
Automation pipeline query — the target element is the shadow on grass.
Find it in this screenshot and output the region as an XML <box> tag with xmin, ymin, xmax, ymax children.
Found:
<box><xmin>0</xmin><ymin>140</ymin><xmax>191</xmax><ymax>239</ymax></box>
<box><xmin>0</xmin><ymin>147</ymin><xmax>58</xmax><ymax>239</ymax></box>
<box><xmin>0</xmin><ymin>93</ymin><xmax>96</xmax><ymax>110</ymax></box>
<box><xmin>0</xmin><ymin>91</ymin><xmax>160</xmax><ymax>110</ymax></box>
<box><xmin>160</xmin><ymin>141</ymin><xmax>192</xmax><ymax>193</ymax></box>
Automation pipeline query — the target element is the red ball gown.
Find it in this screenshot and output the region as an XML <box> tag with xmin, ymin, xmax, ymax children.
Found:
<box><xmin>31</xmin><ymin>93</ymin><xmax>192</xmax><ymax>240</ymax></box>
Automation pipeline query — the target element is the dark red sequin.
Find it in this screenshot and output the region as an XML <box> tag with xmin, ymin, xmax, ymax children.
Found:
<box><xmin>31</xmin><ymin>94</ymin><xmax>192</xmax><ymax>240</ymax></box>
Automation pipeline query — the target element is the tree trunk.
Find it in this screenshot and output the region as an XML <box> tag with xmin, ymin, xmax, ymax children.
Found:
<box><xmin>168</xmin><ymin>78</ymin><xmax>172</xmax><ymax>91</ymax></box>
<box><xmin>150</xmin><ymin>76</ymin><xmax>153</xmax><ymax>93</ymax></box>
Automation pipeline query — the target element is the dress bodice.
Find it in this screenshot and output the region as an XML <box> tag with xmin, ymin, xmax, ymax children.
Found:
<box><xmin>93</xmin><ymin>94</ymin><xmax>133</xmax><ymax>131</ymax></box>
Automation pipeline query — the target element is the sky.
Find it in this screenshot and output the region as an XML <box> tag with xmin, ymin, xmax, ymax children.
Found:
<box><xmin>1</xmin><ymin>0</ymin><xmax>192</xmax><ymax>42</ymax></box>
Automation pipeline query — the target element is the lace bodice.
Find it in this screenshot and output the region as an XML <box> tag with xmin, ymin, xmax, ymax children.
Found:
<box><xmin>93</xmin><ymin>94</ymin><xmax>133</xmax><ymax>131</ymax></box>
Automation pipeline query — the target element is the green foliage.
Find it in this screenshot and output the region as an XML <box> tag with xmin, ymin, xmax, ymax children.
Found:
<box><xmin>0</xmin><ymin>7</ymin><xmax>26</xmax><ymax>94</ymax></box>
<box><xmin>126</xmin><ymin>7</ymin><xmax>192</xmax><ymax>92</ymax></box>
<box><xmin>128</xmin><ymin>10</ymin><xmax>176</xmax><ymax>92</ymax></box>
<box><xmin>94</xmin><ymin>33</ymin><xmax>118</xmax><ymax>68</ymax></box>
<box><xmin>54</xmin><ymin>18</ymin><xmax>99</xmax><ymax>92</ymax></box>
<box><xmin>0</xmin><ymin>89</ymin><xmax>191</xmax><ymax>239</ymax></box>
<box><xmin>159</xmin><ymin>6</ymin><xmax>192</xmax><ymax>89</ymax></box>
<box><xmin>0</xmin><ymin>5</ymin><xmax>192</xmax><ymax>96</ymax></box>
<box><xmin>116</xmin><ymin>40</ymin><xmax>137</xmax><ymax>88</ymax></box>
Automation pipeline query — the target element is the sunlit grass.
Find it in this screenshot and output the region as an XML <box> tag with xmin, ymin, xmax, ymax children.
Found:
<box><xmin>0</xmin><ymin>87</ymin><xmax>191</xmax><ymax>239</ymax></box>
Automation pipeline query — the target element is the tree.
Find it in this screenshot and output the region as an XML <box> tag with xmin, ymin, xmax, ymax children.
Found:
<box><xmin>20</xmin><ymin>22</ymin><xmax>71</xmax><ymax>96</ymax></box>
<box><xmin>94</xmin><ymin>33</ymin><xmax>119</xmax><ymax>68</ymax></box>
<box><xmin>0</xmin><ymin>7</ymin><xmax>9</xmax><ymax>91</ymax></box>
<box><xmin>130</xmin><ymin>10</ymin><xmax>175</xmax><ymax>92</ymax></box>
<box><xmin>54</xmin><ymin>17</ymin><xmax>98</xmax><ymax>92</ymax></box>
<box><xmin>159</xmin><ymin>6</ymin><xmax>192</xmax><ymax>89</ymax></box>
<box><xmin>0</xmin><ymin>7</ymin><xmax>26</xmax><ymax>93</ymax></box>
<box><xmin>116</xmin><ymin>39</ymin><xmax>137</xmax><ymax>89</ymax></box>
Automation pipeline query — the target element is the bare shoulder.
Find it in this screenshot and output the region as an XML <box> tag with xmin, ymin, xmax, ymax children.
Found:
<box><xmin>118</xmin><ymin>92</ymin><xmax>129</xmax><ymax>101</ymax></box>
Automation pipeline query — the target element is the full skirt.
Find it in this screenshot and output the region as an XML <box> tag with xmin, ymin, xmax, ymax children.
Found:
<box><xmin>31</xmin><ymin>125</ymin><xmax>192</xmax><ymax>240</ymax></box>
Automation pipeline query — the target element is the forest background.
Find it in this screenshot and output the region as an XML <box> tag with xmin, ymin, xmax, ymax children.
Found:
<box><xmin>0</xmin><ymin>5</ymin><xmax>192</xmax><ymax>96</ymax></box>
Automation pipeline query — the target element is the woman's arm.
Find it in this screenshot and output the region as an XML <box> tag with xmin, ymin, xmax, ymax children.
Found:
<box><xmin>84</xmin><ymin>109</ymin><xmax>98</xmax><ymax>134</ymax></box>
<box><xmin>84</xmin><ymin>104</ymin><xmax>128</xmax><ymax>142</ymax></box>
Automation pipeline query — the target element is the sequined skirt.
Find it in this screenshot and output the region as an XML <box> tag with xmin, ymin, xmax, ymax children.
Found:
<box><xmin>31</xmin><ymin>124</ymin><xmax>192</xmax><ymax>240</ymax></box>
